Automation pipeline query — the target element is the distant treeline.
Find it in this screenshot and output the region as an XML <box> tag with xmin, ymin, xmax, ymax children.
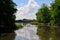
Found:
<box><xmin>15</xmin><ymin>19</ymin><xmax>36</xmax><ymax>23</ymax></box>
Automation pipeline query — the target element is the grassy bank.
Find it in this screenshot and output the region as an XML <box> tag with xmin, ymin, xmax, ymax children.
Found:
<box><xmin>30</xmin><ymin>22</ymin><xmax>50</xmax><ymax>26</ymax></box>
<box><xmin>16</xmin><ymin>24</ymin><xmax>23</xmax><ymax>29</ymax></box>
<box><xmin>30</xmin><ymin>21</ymin><xmax>39</xmax><ymax>25</ymax></box>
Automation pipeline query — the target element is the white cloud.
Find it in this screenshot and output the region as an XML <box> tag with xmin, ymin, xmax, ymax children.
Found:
<box><xmin>15</xmin><ymin>0</ymin><xmax>39</xmax><ymax>20</ymax></box>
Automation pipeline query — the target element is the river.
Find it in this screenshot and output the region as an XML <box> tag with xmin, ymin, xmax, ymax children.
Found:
<box><xmin>1</xmin><ymin>23</ymin><xmax>60</xmax><ymax>40</ymax></box>
<box><xmin>0</xmin><ymin>23</ymin><xmax>39</xmax><ymax>40</ymax></box>
<box><xmin>14</xmin><ymin>23</ymin><xmax>39</xmax><ymax>40</ymax></box>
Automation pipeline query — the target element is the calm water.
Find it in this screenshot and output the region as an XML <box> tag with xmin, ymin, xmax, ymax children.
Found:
<box><xmin>14</xmin><ymin>23</ymin><xmax>39</xmax><ymax>40</ymax></box>
<box><xmin>0</xmin><ymin>23</ymin><xmax>39</xmax><ymax>40</ymax></box>
<box><xmin>0</xmin><ymin>23</ymin><xmax>60</xmax><ymax>40</ymax></box>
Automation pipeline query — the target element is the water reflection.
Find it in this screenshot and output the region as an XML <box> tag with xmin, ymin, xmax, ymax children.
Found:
<box><xmin>1</xmin><ymin>23</ymin><xmax>60</xmax><ymax>40</ymax></box>
<box><xmin>14</xmin><ymin>24</ymin><xmax>39</xmax><ymax>40</ymax></box>
<box><xmin>0</xmin><ymin>33</ymin><xmax>15</xmax><ymax>40</ymax></box>
<box><xmin>37</xmin><ymin>24</ymin><xmax>60</xmax><ymax>40</ymax></box>
<box><xmin>37</xmin><ymin>25</ymin><xmax>50</xmax><ymax>40</ymax></box>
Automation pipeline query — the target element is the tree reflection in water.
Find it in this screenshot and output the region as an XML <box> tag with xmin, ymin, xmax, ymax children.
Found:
<box><xmin>37</xmin><ymin>24</ymin><xmax>60</xmax><ymax>40</ymax></box>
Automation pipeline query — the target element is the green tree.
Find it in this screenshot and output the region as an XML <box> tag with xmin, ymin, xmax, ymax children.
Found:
<box><xmin>54</xmin><ymin>0</ymin><xmax>60</xmax><ymax>26</ymax></box>
<box><xmin>36</xmin><ymin>4</ymin><xmax>50</xmax><ymax>23</ymax></box>
<box><xmin>0</xmin><ymin>0</ymin><xmax>17</xmax><ymax>32</ymax></box>
<box><xmin>50</xmin><ymin>2</ymin><xmax>56</xmax><ymax>25</ymax></box>
<box><xmin>50</xmin><ymin>0</ymin><xmax>60</xmax><ymax>26</ymax></box>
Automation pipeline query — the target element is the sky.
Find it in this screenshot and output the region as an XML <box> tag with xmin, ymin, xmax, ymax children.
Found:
<box><xmin>13</xmin><ymin>0</ymin><xmax>54</xmax><ymax>20</ymax></box>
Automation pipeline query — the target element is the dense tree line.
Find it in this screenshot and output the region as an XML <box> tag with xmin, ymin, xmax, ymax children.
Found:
<box><xmin>36</xmin><ymin>0</ymin><xmax>60</xmax><ymax>26</ymax></box>
<box><xmin>0</xmin><ymin>0</ymin><xmax>17</xmax><ymax>32</ymax></box>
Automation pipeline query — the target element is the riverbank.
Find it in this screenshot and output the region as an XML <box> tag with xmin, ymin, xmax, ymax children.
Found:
<box><xmin>0</xmin><ymin>33</ymin><xmax>15</xmax><ymax>40</ymax></box>
<box><xmin>16</xmin><ymin>24</ymin><xmax>23</xmax><ymax>29</ymax></box>
<box><xmin>30</xmin><ymin>22</ymin><xmax>50</xmax><ymax>26</ymax></box>
<box><xmin>30</xmin><ymin>22</ymin><xmax>38</xmax><ymax>25</ymax></box>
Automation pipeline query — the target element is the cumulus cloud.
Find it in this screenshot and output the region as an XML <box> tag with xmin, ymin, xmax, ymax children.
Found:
<box><xmin>15</xmin><ymin>0</ymin><xmax>39</xmax><ymax>20</ymax></box>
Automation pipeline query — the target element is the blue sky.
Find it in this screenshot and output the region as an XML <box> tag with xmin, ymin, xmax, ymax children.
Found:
<box><xmin>13</xmin><ymin>0</ymin><xmax>54</xmax><ymax>20</ymax></box>
<box><xmin>13</xmin><ymin>0</ymin><xmax>28</xmax><ymax>8</ymax></box>
<box><xmin>13</xmin><ymin>0</ymin><xmax>54</xmax><ymax>8</ymax></box>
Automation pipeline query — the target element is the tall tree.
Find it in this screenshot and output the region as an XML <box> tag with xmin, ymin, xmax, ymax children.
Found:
<box><xmin>50</xmin><ymin>0</ymin><xmax>60</xmax><ymax>26</ymax></box>
<box><xmin>0</xmin><ymin>0</ymin><xmax>17</xmax><ymax>32</ymax></box>
<box><xmin>36</xmin><ymin>4</ymin><xmax>50</xmax><ymax>23</ymax></box>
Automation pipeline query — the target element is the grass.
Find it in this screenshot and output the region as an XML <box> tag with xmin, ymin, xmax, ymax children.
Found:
<box><xmin>30</xmin><ymin>22</ymin><xmax>39</xmax><ymax>25</ymax></box>
<box><xmin>16</xmin><ymin>24</ymin><xmax>23</xmax><ymax>29</ymax></box>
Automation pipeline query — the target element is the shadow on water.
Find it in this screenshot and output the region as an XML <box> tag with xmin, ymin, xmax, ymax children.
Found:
<box><xmin>0</xmin><ymin>33</ymin><xmax>15</xmax><ymax>40</ymax></box>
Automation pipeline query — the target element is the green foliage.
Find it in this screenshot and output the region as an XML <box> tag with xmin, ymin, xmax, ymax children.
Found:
<box><xmin>50</xmin><ymin>0</ymin><xmax>60</xmax><ymax>26</ymax></box>
<box><xmin>0</xmin><ymin>0</ymin><xmax>17</xmax><ymax>32</ymax></box>
<box><xmin>36</xmin><ymin>4</ymin><xmax>50</xmax><ymax>23</ymax></box>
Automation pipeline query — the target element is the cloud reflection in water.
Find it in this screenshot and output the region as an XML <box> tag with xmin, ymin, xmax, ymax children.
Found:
<box><xmin>14</xmin><ymin>24</ymin><xmax>39</xmax><ymax>40</ymax></box>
